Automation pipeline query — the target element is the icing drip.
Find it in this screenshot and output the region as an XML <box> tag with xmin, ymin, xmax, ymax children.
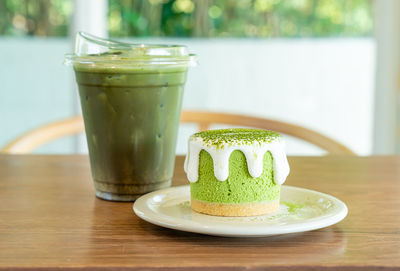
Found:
<box><xmin>184</xmin><ymin>136</ymin><xmax>290</xmax><ymax>185</ymax></box>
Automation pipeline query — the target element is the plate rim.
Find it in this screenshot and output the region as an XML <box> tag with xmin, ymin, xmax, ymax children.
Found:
<box><xmin>133</xmin><ymin>185</ymin><xmax>348</xmax><ymax>237</ymax></box>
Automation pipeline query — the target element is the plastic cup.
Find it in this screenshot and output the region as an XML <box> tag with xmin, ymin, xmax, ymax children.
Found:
<box><xmin>65</xmin><ymin>32</ymin><xmax>196</xmax><ymax>201</ymax></box>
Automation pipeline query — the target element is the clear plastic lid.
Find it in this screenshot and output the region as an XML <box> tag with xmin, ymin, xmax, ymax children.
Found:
<box><xmin>65</xmin><ymin>32</ymin><xmax>197</xmax><ymax>67</ymax></box>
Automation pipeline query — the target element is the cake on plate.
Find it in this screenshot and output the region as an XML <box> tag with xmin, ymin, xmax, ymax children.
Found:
<box><xmin>184</xmin><ymin>128</ymin><xmax>290</xmax><ymax>217</ymax></box>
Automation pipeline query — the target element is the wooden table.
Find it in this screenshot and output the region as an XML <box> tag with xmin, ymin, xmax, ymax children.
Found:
<box><xmin>0</xmin><ymin>155</ymin><xmax>399</xmax><ymax>270</ymax></box>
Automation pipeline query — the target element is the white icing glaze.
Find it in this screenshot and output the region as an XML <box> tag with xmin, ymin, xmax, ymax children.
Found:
<box><xmin>184</xmin><ymin>136</ymin><xmax>290</xmax><ymax>185</ymax></box>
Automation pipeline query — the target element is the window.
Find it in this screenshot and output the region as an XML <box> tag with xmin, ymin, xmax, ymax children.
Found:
<box><xmin>0</xmin><ymin>0</ymin><xmax>373</xmax><ymax>38</ymax></box>
<box><xmin>108</xmin><ymin>0</ymin><xmax>373</xmax><ymax>38</ymax></box>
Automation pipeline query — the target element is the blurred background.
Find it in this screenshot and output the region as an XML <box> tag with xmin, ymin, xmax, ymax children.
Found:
<box><xmin>0</xmin><ymin>0</ymin><xmax>398</xmax><ymax>155</ymax></box>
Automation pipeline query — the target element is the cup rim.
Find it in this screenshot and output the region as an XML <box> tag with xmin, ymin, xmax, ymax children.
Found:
<box><xmin>64</xmin><ymin>32</ymin><xmax>198</xmax><ymax>67</ymax></box>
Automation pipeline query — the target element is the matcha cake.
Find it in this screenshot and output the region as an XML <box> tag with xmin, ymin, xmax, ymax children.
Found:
<box><xmin>184</xmin><ymin>128</ymin><xmax>290</xmax><ymax>217</ymax></box>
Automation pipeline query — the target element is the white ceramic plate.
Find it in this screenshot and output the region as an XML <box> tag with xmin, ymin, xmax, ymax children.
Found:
<box><xmin>133</xmin><ymin>185</ymin><xmax>348</xmax><ymax>237</ymax></box>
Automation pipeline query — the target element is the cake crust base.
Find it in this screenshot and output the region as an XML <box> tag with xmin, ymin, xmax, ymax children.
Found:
<box><xmin>191</xmin><ymin>198</ymin><xmax>280</xmax><ymax>217</ymax></box>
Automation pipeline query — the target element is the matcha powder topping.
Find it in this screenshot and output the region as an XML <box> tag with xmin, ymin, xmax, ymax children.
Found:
<box><xmin>192</xmin><ymin>128</ymin><xmax>281</xmax><ymax>149</ymax></box>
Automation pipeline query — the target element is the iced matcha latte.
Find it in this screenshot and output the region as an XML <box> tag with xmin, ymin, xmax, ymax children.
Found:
<box><xmin>66</xmin><ymin>32</ymin><xmax>196</xmax><ymax>201</ymax></box>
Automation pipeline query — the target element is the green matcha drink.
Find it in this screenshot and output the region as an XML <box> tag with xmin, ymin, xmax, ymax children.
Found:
<box><xmin>66</xmin><ymin>32</ymin><xmax>196</xmax><ymax>201</ymax></box>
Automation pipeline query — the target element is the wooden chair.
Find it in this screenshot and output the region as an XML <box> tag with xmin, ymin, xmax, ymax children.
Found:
<box><xmin>1</xmin><ymin>111</ymin><xmax>355</xmax><ymax>155</ymax></box>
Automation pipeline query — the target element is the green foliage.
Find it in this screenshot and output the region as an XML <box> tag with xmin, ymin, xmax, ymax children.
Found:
<box><xmin>109</xmin><ymin>0</ymin><xmax>373</xmax><ymax>37</ymax></box>
<box><xmin>0</xmin><ymin>0</ymin><xmax>373</xmax><ymax>38</ymax></box>
<box><xmin>0</xmin><ymin>0</ymin><xmax>72</xmax><ymax>36</ymax></box>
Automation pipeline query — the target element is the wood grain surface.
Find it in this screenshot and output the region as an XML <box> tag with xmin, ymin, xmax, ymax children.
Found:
<box><xmin>0</xmin><ymin>155</ymin><xmax>399</xmax><ymax>270</ymax></box>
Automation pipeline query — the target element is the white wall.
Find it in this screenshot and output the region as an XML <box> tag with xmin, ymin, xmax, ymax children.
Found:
<box><xmin>132</xmin><ymin>38</ymin><xmax>375</xmax><ymax>155</ymax></box>
<box><xmin>0</xmin><ymin>38</ymin><xmax>375</xmax><ymax>155</ymax></box>
<box><xmin>0</xmin><ymin>38</ymin><xmax>75</xmax><ymax>153</ymax></box>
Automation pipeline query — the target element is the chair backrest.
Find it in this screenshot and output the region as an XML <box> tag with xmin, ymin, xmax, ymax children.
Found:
<box><xmin>2</xmin><ymin>116</ymin><xmax>84</xmax><ymax>154</ymax></box>
<box><xmin>181</xmin><ymin>111</ymin><xmax>354</xmax><ymax>155</ymax></box>
<box><xmin>1</xmin><ymin>111</ymin><xmax>355</xmax><ymax>155</ymax></box>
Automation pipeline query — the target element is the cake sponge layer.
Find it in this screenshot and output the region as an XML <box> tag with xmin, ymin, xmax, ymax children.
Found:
<box><xmin>191</xmin><ymin>198</ymin><xmax>279</xmax><ymax>216</ymax></box>
<box><xmin>190</xmin><ymin>149</ymin><xmax>280</xmax><ymax>204</ymax></box>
